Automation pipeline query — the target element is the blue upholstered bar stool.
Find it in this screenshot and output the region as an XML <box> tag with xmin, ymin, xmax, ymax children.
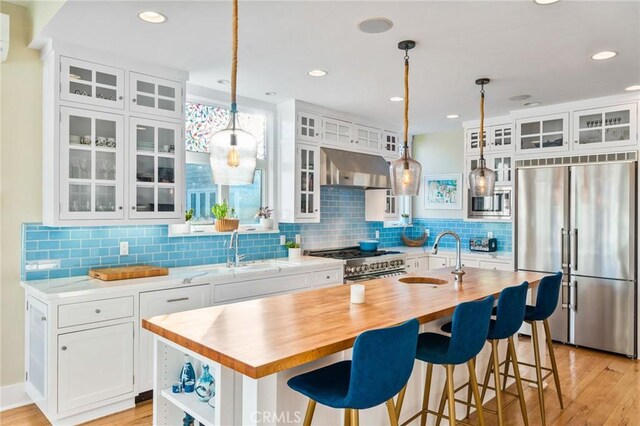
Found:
<box><xmin>287</xmin><ymin>319</ymin><xmax>419</xmax><ymax>426</ymax></box>
<box><xmin>399</xmin><ymin>296</ymin><xmax>494</xmax><ymax>426</ymax></box>
<box><xmin>436</xmin><ymin>282</ymin><xmax>530</xmax><ymax>426</ymax></box>
<box><xmin>517</xmin><ymin>272</ymin><xmax>564</xmax><ymax>426</ymax></box>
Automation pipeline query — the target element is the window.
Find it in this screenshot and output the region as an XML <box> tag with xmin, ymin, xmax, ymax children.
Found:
<box><xmin>185</xmin><ymin>101</ymin><xmax>267</xmax><ymax>225</ymax></box>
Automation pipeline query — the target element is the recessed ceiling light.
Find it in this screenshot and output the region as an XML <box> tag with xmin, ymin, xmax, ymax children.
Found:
<box><xmin>308</xmin><ymin>70</ymin><xmax>328</xmax><ymax>77</ymax></box>
<box><xmin>534</xmin><ymin>0</ymin><xmax>560</xmax><ymax>4</ymax></box>
<box><xmin>509</xmin><ymin>94</ymin><xmax>531</xmax><ymax>101</ymax></box>
<box><xmin>217</xmin><ymin>79</ymin><xmax>230</xmax><ymax>85</ymax></box>
<box><xmin>446</xmin><ymin>114</ymin><xmax>460</xmax><ymax>119</ymax></box>
<box><xmin>358</xmin><ymin>17</ymin><xmax>393</xmax><ymax>34</ymax></box>
<box><xmin>138</xmin><ymin>11</ymin><xmax>166</xmax><ymax>24</ymax></box>
<box><xmin>265</xmin><ymin>92</ymin><xmax>277</xmax><ymax>96</ymax></box>
<box><xmin>591</xmin><ymin>51</ymin><xmax>618</xmax><ymax>61</ymax></box>
<box><xmin>524</xmin><ymin>102</ymin><xmax>541</xmax><ymax>107</ymax></box>
<box><xmin>625</xmin><ymin>85</ymin><xmax>640</xmax><ymax>91</ymax></box>
<box><xmin>389</xmin><ymin>96</ymin><xmax>404</xmax><ymax>102</ymax></box>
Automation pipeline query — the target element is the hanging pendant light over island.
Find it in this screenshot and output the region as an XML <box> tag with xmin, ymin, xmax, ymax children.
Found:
<box><xmin>210</xmin><ymin>0</ymin><xmax>258</xmax><ymax>185</ymax></box>
<box><xmin>390</xmin><ymin>40</ymin><xmax>422</xmax><ymax>196</ymax></box>
<box><xmin>468</xmin><ymin>78</ymin><xmax>496</xmax><ymax>197</ymax></box>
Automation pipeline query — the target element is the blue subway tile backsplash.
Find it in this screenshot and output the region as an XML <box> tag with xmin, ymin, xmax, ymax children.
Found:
<box><xmin>22</xmin><ymin>187</ymin><xmax>511</xmax><ymax>281</ymax></box>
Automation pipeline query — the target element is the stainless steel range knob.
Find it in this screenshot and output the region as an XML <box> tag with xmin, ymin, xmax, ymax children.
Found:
<box><xmin>384</xmin><ymin>261</ymin><xmax>389</xmax><ymax>268</ymax></box>
<box><xmin>363</xmin><ymin>265</ymin><xmax>369</xmax><ymax>271</ymax></box>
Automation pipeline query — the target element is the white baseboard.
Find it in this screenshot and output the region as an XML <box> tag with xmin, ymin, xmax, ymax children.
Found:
<box><xmin>0</xmin><ymin>382</ymin><xmax>32</xmax><ymax>411</ymax></box>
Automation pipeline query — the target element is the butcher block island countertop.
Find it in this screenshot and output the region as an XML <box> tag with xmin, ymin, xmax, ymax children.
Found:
<box><xmin>142</xmin><ymin>267</ymin><xmax>547</xmax><ymax>380</ymax></box>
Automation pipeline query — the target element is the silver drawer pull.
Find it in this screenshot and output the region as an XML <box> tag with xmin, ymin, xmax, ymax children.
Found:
<box><xmin>61</xmin><ymin>346</ymin><xmax>68</xmax><ymax>351</ymax></box>
<box><xmin>326</xmin><ymin>275</ymin><xmax>331</xmax><ymax>279</ymax></box>
<box><xmin>41</xmin><ymin>316</ymin><xmax>47</xmax><ymax>322</ymax></box>
<box><xmin>167</xmin><ymin>297</ymin><xmax>190</xmax><ymax>303</ymax></box>
<box><xmin>95</xmin><ymin>309</ymin><xmax>101</xmax><ymax>314</ymax></box>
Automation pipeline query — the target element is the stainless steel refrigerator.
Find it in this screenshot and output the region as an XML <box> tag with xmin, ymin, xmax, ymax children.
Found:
<box><xmin>516</xmin><ymin>162</ymin><xmax>637</xmax><ymax>357</ymax></box>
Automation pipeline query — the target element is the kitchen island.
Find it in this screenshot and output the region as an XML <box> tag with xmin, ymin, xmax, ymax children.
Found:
<box><xmin>143</xmin><ymin>267</ymin><xmax>547</xmax><ymax>425</ymax></box>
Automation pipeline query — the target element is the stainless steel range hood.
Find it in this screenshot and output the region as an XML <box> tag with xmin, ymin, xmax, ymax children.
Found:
<box><xmin>320</xmin><ymin>147</ymin><xmax>390</xmax><ymax>189</ymax></box>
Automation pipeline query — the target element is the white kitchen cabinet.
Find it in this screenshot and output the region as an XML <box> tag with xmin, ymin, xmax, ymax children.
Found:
<box><xmin>382</xmin><ymin>131</ymin><xmax>400</xmax><ymax>158</ymax></box>
<box><xmin>57</xmin><ymin>322</ymin><xmax>134</xmax><ymax>413</ymax></box>
<box><xmin>322</xmin><ymin>116</ymin><xmax>352</xmax><ymax>146</ymax></box>
<box><xmin>516</xmin><ymin>113</ymin><xmax>569</xmax><ymax>155</ymax></box>
<box><xmin>129</xmin><ymin>117</ymin><xmax>184</xmax><ymax>219</ymax></box>
<box><xmin>129</xmin><ymin>72</ymin><xmax>183</xmax><ymax>120</ymax></box>
<box><xmin>355</xmin><ymin>125</ymin><xmax>383</xmax><ymax>151</ymax></box>
<box><xmin>466</xmin><ymin>124</ymin><xmax>513</xmax><ymax>155</ymax></box>
<box><xmin>479</xmin><ymin>260</ymin><xmax>512</xmax><ymax>271</ymax></box>
<box><xmin>466</xmin><ymin>154</ymin><xmax>513</xmax><ymax>186</ymax></box>
<box><xmin>60</xmin><ymin>57</ymin><xmax>125</xmax><ymax>110</ymax></box>
<box><xmin>138</xmin><ymin>285</ymin><xmax>211</xmax><ymax>393</ymax></box>
<box><xmin>428</xmin><ymin>256</ymin><xmax>448</xmax><ymax>270</ymax></box>
<box><xmin>449</xmin><ymin>258</ymin><xmax>480</xmax><ymax>268</ymax></box>
<box><xmin>297</xmin><ymin>111</ymin><xmax>322</xmax><ymax>142</ymax></box>
<box><xmin>26</xmin><ymin>297</ymin><xmax>48</xmax><ymax>406</ymax></box>
<box><xmin>59</xmin><ymin>106</ymin><xmax>125</xmax><ymax>220</ymax></box>
<box><xmin>405</xmin><ymin>255</ymin><xmax>429</xmax><ymax>273</ymax></box>
<box><xmin>572</xmin><ymin>103</ymin><xmax>637</xmax><ymax>150</ymax></box>
<box><xmin>312</xmin><ymin>268</ymin><xmax>344</xmax><ymax>287</ymax></box>
<box><xmin>465</xmin><ymin>128</ymin><xmax>487</xmax><ymax>154</ymax></box>
<box><xmin>294</xmin><ymin>143</ymin><xmax>321</xmax><ymax>222</ymax></box>
<box><xmin>214</xmin><ymin>273</ymin><xmax>312</xmax><ymax>304</ymax></box>
<box><xmin>365</xmin><ymin>189</ymin><xmax>399</xmax><ymax>222</ymax></box>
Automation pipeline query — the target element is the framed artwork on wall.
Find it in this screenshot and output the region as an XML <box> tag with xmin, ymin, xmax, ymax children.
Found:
<box><xmin>424</xmin><ymin>173</ymin><xmax>463</xmax><ymax>210</ymax></box>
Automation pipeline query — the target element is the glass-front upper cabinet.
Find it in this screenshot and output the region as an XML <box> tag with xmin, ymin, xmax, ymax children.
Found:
<box><xmin>573</xmin><ymin>104</ymin><xmax>637</xmax><ymax>150</ymax></box>
<box><xmin>516</xmin><ymin>113</ymin><xmax>569</xmax><ymax>154</ymax></box>
<box><xmin>322</xmin><ymin>117</ymin><xmax>351</xmax><ymax>146</ymax></box>
<box><xmin>129</xmin><ymin>72</ymin><xmax>183</xmax><ymax>120</ymax></box>
<box><xmin>491</xmin><ymin>124</ymin><xmax>513</xmax><ymax>151</ymax></box>
<box><xmin>382</xmin><ymin>131</ymin><xmax>400</xmax><ymax>158</ymax></box>
<box><xmin>295</xmin><ymin>143</ymin><xmax>320</xmax><ymax>222</ymax></box>
<box><xmin>60</xmin><ymin>57</ymin><xmax>125</xmax><ymax>109</ymax></box>
<box><xmin>465</xmin><ymin>128</ymin><xmax>487</xmax><ymax>155</ymax></box>
<box><xmin>59</xmin><ymin>107</ymin><xmax>124</xmax><ymax>220</ymax></box>
<box><xmin>296</xmin><ymin>111</ymin><xmax>321</xmax><ymax>142</ymax></box>
<box><xmin>355</xmin><ymin>125</ymin><xmax>383</xmax><ymax>151</ymax></box>
<box><xmin>129</xmin><ymin>117</ymin><xmax>183</xmax><ymax>220</ymax></box>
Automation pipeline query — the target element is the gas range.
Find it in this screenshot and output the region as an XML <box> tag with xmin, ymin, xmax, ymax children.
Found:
<box><xmin>307</xmin><ymin>246</ymin><xmax>407</xmax><ymax>282</ymax></box>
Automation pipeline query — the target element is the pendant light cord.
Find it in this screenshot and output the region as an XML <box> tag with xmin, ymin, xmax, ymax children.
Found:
<box><xmin>479</xmin><ymin>83</ymin><xmax>485</xmax><ymax>160</ymax></box>
<box><xmin>403</xmin><ymin>50</ymin><xmax>410</xmax><ymax>160</ymax></box>
<box><xmin>231</xmin><ymin>0</ymin><xmax>239</xmax><ymax>114</ymax></box>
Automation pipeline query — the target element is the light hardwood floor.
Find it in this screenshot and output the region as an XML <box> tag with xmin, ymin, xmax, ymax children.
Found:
<box><xmin>2</xmin><ymin>337</ymin><xmax>638</xmax><ymax>425</ymax></box>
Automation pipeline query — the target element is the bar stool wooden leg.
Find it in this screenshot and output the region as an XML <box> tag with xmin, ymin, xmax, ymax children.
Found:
<box><xmin>465</xmin><ymin>356</ymin><xmax>476</xmax><ymax>419</ymax></box>
<box><xmin>350</xmin><ymin>409</ymin><xmax>359</xmax><ymax>426</ymax></box>
<box><xmin>386</xmin><ymin>399</ymin><xmax>399</xmax><ymax>426</ymax></box>
<box><xmin>435</xmin><ymin>380</ymin><xmax>448</xmax><ymax>426</ymax></box>
<box><xmin>395</xmin><ymin>384</ymin><xmax>407</xmax><ymax>421</ymax></box>
<box><xmin>490</xmin><ymin>340</ymin><xmax>505</xmax><ymax>426</ymax></box>
<box><xmin>445</xmin><ymin>365</ymin><xmax>457</xmax><ymax>426</ymax></box>
<box><xmin>303</xmin><ymin>399</ymin><xmax>317</xmax><ymax>426</ymax></box>
<box><xmin>467</xmin><ymin>358</ymin><xmax>486</xmax><ymax>426</ymax></box>
<box><xmin>531</xmin><ymin>321</ymin><xmax>547</xmax><ymax>426</ymax></box>
<box><xmin>420</xmin><ymin>363</ymin><xmax>434</xmax><ymax>426</ymax></box>
<box><xmin>543</xmin><ymin>319</ymin><xmax>564</xmax><ymax>409</ymax></box>
<box><xmin>344</xmin><ymin>409</ymin><xmax>351</xmax><ymax>426</ymax></box>
<box><xmin>508</xmin><ymin>336</ymin><xmax>529</xmax><ymax>426</ymax></box>
<box><xmin>479</xmin><ymin>345</ymin><xmax>494</xmax><ymax>403</ymax></box>
<box><xmin>502</xmin><ymin>345</ymin><xmax>511</xmax><ymax>392</ymax></box>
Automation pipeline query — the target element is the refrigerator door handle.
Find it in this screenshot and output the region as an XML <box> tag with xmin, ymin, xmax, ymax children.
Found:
<box><xmin>561</xmin><ymin>282</ymin><xmax>570</xmax><ymax>309</ymax></box>
<box><xmin>570</xmin><ymin>229</ymin><xmax>578</xmax><ymax>271</ymax></box>
<box><xmin>561</xmin><ymin>228</ymin><xmax>569</xmax><ymax>268</ymax></box>
<box><xmin>573</xmin><ymin>280</ymin><xmax>578</xmax><ymax>312</ymax></box>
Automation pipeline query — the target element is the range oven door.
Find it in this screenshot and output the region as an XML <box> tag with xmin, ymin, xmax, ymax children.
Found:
<box><xmin>345</xmin><ymin>270</ymin><xmax>407</xmax><ymax>284</ymax></box>
<box><xmin>468</xmin><ymin>189</ymin><xmax>511</xmax><ymax>218</ymax></box>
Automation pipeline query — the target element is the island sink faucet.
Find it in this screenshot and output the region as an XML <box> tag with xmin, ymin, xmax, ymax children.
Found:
<box><xmin>432</xmin><ymin>230</ymin><xmax>465</xmax><ymax>284</ymax></box>
<box><xmin>227</xmin><ymin>230</ymin><xmax>246</xmax><ymax>268</ymax></box>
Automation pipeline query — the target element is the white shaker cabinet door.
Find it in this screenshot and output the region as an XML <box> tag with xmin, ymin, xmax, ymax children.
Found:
<box><xmin>57</xmin><ymin>322</ymin><xmax>134</xmax><ymax>413</ymax></box>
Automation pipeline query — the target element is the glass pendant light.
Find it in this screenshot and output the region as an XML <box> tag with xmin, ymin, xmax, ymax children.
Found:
<box><xmin>210</xmin><ymin>0</ymin><xmax>257</xmax><ymax>185</ymax></box>
<box><xmin>390</xmin><ymin>40</ymin><xmax>422</xmax><ymax>196</ymax></box>
<box><xmin>469</xmin><ymin>78</ymin><xmax>496</xmax><ymax>197</ymax></box>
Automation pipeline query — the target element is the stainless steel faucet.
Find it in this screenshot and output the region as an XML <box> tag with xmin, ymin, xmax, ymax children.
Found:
<box><xmin>432</xmin><ymin>230</ymin><xmax>465</xmax><ymax>283</ymax></box>
<box><xmin>227</xmin><ymin>230</ymin><xmax>245</xmax><ymax>268</ymax></box>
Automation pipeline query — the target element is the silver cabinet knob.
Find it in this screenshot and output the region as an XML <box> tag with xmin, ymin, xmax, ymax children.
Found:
<box><xmin>132</xmin><ymin>98</ymin><xmax>137</xmax><ymax>103</ymax></box>
<box><xmin>95</xmin><ymin>309</ymin><xmax>101</xmax><ymax>314</ymax></box>
<box><xmin>118</xmin><ymin>206</ymin><xmax>123</xmax><ymax>210</ymax></box>
<box><xmin>61</xmin><ymin>346</ymin><xmax>67</xmax><ymax>351</ymax></box>
<box><xmin>132</xmin><ymin>206</ymin><xmax>136</xmax><ymax>210</ymax></box>
<box><xmin>41</xmin><ymin>316</ymin><xmax>47</xmax><ymax>322</ymax></box>
<box><xmin>118</xmin><ymin>96</ymin><xmax>123</xmax><ymax>100</ymax></box>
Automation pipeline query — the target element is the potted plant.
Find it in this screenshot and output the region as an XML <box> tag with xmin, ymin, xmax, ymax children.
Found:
<box><xmin>212</xmin><ymin>201</ymin><xmax>239</xmax><ymax>232</ymax></box>
<box><xmin>283</xmin><ymin>240</ymin><xmax>301</xmax><ymax>259</ymax></box>
<box><xmin>171</xmin><ymin>209</ymin><xmax>194</xmax><ymax>234</ymax></box>
<box><xmin>256</xmin><ymin>206</ymin><xmax>274</xmax><ymax>230</ymax></box>
<box><xmin>400</xmin><ymin>213</ymin><xmax>410</xmax><ymax>225</ymax></box>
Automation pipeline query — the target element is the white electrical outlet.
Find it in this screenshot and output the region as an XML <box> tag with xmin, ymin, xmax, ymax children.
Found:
<box><xmin>119</xmin><ymin>241</ymin><xmax>129</xmax><ymax>256</ymax></box>
<box><xmin>279</xmin><ymin>235</ymin><xmax>286</xmax><ymax>245</ymax></box>
<box><xmin>375</xmin><ymin>230</ymin><xmax>380</xmax><ymax>239</ymax></box>
<box><xmin>425</xmin><ymin>229</ymin><xmax>430</xmax><ymax>237</ymax></box>
<box><xmin>295</xmin><ymin>234</ymin><xmax>301</xmax><ymax>244</ymax></box>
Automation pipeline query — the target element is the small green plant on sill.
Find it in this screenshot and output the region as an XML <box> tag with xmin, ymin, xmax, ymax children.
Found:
<box><xmin>401</xmin><ymin>213</ymin><xmax>410</xmax><ymax>218</ymax></box>
<box><xmin>185</xmin><ymin>208</ymin><xmax>194</xmax><ymax>222</ymax></box>
<box><xmin>211</xmin><ymin>202</ymin><xmax>230</xmax><ymax>219</ymax></box>
<box><xmin>283</xmin><ymin>241</ymin><xmax>300</xmax><ymax>249</ymax></box>
<box><xmin>255</xmin><ymin>206</ymin><xmax>273</xmax><ymax>219</ymax></box>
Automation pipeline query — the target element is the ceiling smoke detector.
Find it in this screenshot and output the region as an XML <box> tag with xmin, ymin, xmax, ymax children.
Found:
<box><xmin>358</xmin><ymin>18</ymin><xmax>393</xmax><ymax>34</ymax></box>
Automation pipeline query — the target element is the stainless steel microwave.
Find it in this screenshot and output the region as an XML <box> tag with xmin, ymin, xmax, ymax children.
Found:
<box><xmin>468</xmin><ymin>188</ymin><xmax>511</xmax><ymax>219</ymax></box>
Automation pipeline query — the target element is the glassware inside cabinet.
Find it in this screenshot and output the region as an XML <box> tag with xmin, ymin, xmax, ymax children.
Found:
<box><xmin>69</xmin><ymin>149</ymin><xmax>92</xmax><ymax>179</ymax></box>
<box><xmin>69</xmin><ymin>115</ymin><xmax>92</xmax><ymax>146</ymax></box>
<box><xmin>96</xmin><ymin>151</ymin><xmax>116</xmax><ymax>180</ymax></box>
<box><xmin>95</xmin><ymin>185</ymin><xmax>116</xmax><ymax>212</ymax></box>
<box><xmin>95</xmin><ymin>119</ymin><xmax>117</xmax><ymax>148</ymax></box>
<box><xmin>541</xmin><ymin>119</ymin><xmax>563</xmax><ymax>148</ymax></box>
<box><xmin>158</xmin><ymin>157</ymin><xmax>175</xmax><ymax>183</ymax></box>
<box><xmin>69</xmin><ymin>183</ymin><xmax>91</xmax><ymax>212</ymax></box>
<box><xmin>136</xmin><ymin>155</ymin><xmax>155</xmax><ymax>182</ymax></box>
<box><xmin>158</xmin><ymin>128</ymin><xmax>176</xmax><ymax>153</ymax></box>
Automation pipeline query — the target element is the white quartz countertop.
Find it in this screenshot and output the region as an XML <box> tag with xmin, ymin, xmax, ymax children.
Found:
<box><xmin>22</xmin><ymin>256</ymin><xmax>345</xmax><ymax>301</ymax></box>
<box><xmin>386</xmin><ymin>245</ymin><xmax>513</xmax><ymax>261</ymax></box>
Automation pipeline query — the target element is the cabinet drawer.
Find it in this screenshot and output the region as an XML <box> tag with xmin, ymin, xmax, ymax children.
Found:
<box><xmin>449</xmin><ymin>258</ymin><xmax>480</xmax><ymax>268</ymax></box>
<box><xmin>313</xmin><ymin>269</ymin><xmax>342</xmax><ymax>286</ymax></box>
<box><xmin>58</xmin><ymin>296</ymin><xmax>134</xmax><ymax>328</ymax></box>
<box><xmin>479</xmin><ymin>261</ymin><xmax>512</xmax><ymax>271</ymax></box>
<box><xmin>215</xmin><ymin>273</ymin><xmax>311</xmax><ymax>304</ymax></box>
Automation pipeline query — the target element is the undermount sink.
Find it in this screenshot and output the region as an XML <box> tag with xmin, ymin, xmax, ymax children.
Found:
<box><xmin>233</xmin><ymin>263</ymin><xmax>278</xmax><ymax>271</ymax></box>
<box><xmin>399</xmin><ymin>277</ymin><xmax>449</xmax><ymax>286</ymax></box>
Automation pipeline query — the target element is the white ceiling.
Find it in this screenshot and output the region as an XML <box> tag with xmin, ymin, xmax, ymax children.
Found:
<box><xmin>39</xmin><ymin>0</ymin><xmax>640</xmax><ymax>133</ymax></box>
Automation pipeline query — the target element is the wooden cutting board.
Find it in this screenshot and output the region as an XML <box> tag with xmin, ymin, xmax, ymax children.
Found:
<box><xmin>89</xmin><ymin>265</ymin><xmax>169</xmax><ymax>281</ymax></box>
